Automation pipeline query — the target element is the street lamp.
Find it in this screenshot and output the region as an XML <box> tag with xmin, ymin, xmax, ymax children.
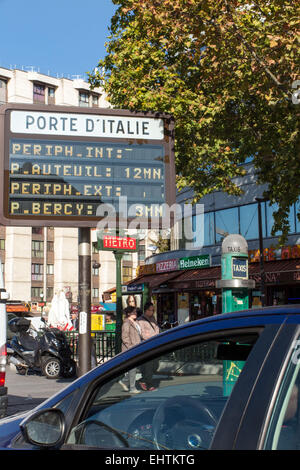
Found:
<box><xmin>255</xmin><ymin>197</ymin><xmax>268</xmax><ymax>306</ymax></box>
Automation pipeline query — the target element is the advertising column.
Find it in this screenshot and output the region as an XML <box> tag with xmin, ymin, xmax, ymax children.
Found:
<box><xmin>216</xmin><ymin>234</ymin><xmax>255</xmax><ymax>396</ymax></box>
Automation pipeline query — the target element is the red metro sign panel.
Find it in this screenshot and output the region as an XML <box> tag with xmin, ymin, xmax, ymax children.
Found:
<box><xmin>99</xmin><ymin>235</ymin><xmax>138</xmax><ymax>252</ymax></box>
<box><xmin>0</xmin><ymin>104</ymin><xmax>175</xmax><ymax>227</ymax></box>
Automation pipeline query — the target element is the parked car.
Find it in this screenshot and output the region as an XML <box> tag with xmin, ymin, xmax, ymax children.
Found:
<box><xmin>1</xmin><ymin>305</ymin><xmax>300</xmax><ymax>450</ymax></box>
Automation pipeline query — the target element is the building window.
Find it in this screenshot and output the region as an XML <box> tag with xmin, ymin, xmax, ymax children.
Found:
<box><xmin>0</xmin><ymin>78</ymin><xmax>7</xmax><ymax>104</ymax></box>
<box><xmin>31</xmin><ymin>287</ymin><xmax>43</xmax><ymax>299</ymax></box>
<box><xmin>266</xmin><ymin>202</ymin><xmax>296</xmax><ymax>237</ymax></box>
<box><xmin>92</xmin><ymin>243</ymin><xmax>99</xmax><ymax>254</ymax></box>
<box><xmin>215</xmin><ymin>207</ymin><xmax>239</xmax><ymax>242</ymax></box>
<box><xmin>138</xmin><ymin>244</ymin><xmax>146</xmax><ymax>262</ymax></box>
<box><xmin>46</xmin><ymin>287</ymin><xmax>54</xmax><ymax>301</ymax></box>
<box><xmin>123</xmin><ymin>253</ymin><xmax>132</xmax><ymax>261</ymax></box>
<box><xmin>32</xmin><ymin>227</ymin><xmax>43</xmax><ymax>235</ymax></box>
<box><xmin>193</xmin><ymin>212</ymin><xmax>214</xmax><ymax>247</ymax></box>
<box><xmin>204</xmin><ymin>212</ymin><xmax>215</xmax><ymax>246</ymax></box>
<box><xmin>239</xmin><ymin>204</ymin><xmax>259</xmax><ymax>240</ymax></box>
<box><xmin>0</xmin><ymin>239</ymin><xmax>4</xmax><ymax>250</ymax></box>
<box><xmin>79</xmin><ymin>91</ymin><xmax>89</xmax><ymax>107</ymax></box>
<box><xmin>48</xmin><ymin>87</ymin><xmax>55</xmax><ymax>104</ymax></box>
<box><xmin>32</xmin><ymin>240</ymin><xmax>44</xmax><ymax>258</ymax></box>
<box><xmin>47</xmin><ymin>241</ymin><xmax>54</xmax><ymax>252</ymax></box>
<box><xmin>92</xmin><ymin>94</ymin><xmax>98</xmax><ymax>107</ymax></box>
<box><xmin>92</xmin><ymin>265</ymin><xmax>99</xmax><ymax>276</ymax></box>
<box><xmin>32</xmin><ymin>263</ymin><xmax>43</xmax><ymax>281</ymax></box>
<box><xmin>123</xmin><ymin>266</ymin><xmax>132</xmax><ymax>283</ymax></box>
<box><xmin>33</xmin><ymin>83</ymin><xmax>56</xmax><ymax>104</ymax></box>
<box><xmin>33</xmin><ymin>83</ymin><xmax>45</xmax><ymax>103</ymax></box>
<box><xmin>46</xmin><ymin>264</ymin><xmax>54</xmax><ymax>275</ymax></box>
<box><xmin>92</xmin><ymin>288</ymin><xmax>99</xmax><ymax>298</ymax></box>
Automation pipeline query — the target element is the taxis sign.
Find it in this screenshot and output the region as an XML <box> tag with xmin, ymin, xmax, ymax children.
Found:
<box><xmin>232</xmin><ymin>257</ymin><xmax>248</xmax><ymax>279</ymax></box>
<box><xmin>0</xmin><ymin>104</ymin><xmax>175</xmax><ymax>227</ymax></box>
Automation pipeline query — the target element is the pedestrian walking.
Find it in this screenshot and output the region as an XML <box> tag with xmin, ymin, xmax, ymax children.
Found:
<box><xmin>119</xmin><ymin>306</ymin><xmax>142</xmax><ymax>394</ymax></box>
<box><xmin>137</xmin><ymin>302</ymin><xmax>160</xmax><ymax>391</ymax></box>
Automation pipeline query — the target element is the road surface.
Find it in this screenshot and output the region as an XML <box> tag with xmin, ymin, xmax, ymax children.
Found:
<box><xmin>5</xmin><ymin>363</ymin><xmax>76</xmax><ymax>417</ymax></box>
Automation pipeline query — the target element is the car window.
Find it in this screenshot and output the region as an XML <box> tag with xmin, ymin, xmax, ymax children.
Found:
<box><xmin>67</xmin><ymin>332</ymin><xmax>259</xmax><ymax>450</ymax></box>
<box><xmin>264</xmin><ymin>336</ymin><xmax>300</xmax><ymax>450</ymax></box>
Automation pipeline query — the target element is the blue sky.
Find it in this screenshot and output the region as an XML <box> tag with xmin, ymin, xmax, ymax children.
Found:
<box><xmin>0</xmin><ymin>0</ymin><xmax>117</xmax><ymax>80</ymax></box>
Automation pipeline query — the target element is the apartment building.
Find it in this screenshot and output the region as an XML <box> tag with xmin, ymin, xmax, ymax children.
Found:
<box><xmin>0</xmin><ymin>67</ymin><xmax>147</xmax><ymax>305</ymax></box>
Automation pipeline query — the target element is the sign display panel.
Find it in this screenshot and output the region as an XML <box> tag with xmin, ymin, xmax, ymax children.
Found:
<box><xmin>8</xmin><ymin>139</ymin><xmax>165</xmax><ymax>218</ymax></box>
<box><xmin>231</xmin><ymin>257</ymin><xmax>248</xmax><ymax>279</ymax></box>
<box><xmin>0</xmin><ymin>104</ymin><xmax>175</xmax><ymax>227</ymax></box>
<box><xmin>98</xmin><ymin>235</ymin><xmax>138</xmax><ymax>252</ymax></box>
<box><xmin>179</xmin><ymin>254</ymin><xmax>211</xmax><ymax>270</ymax></box>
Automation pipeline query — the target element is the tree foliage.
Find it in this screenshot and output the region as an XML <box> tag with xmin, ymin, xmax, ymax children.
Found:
<box><xmin>89</xmin><ymin>0</ymin><xmax>300</xmax><ymax>243</ymax></box>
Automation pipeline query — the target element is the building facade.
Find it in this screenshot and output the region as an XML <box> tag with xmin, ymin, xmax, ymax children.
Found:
<box><xmin>125</xmin><ymin>163</ymin><xmax>300</xmax><ymax>325</ymax></box>
<box><xmin>0</xmin><ymin>67</ymin><xmax>149</xmax><ymax>306</ymax></box>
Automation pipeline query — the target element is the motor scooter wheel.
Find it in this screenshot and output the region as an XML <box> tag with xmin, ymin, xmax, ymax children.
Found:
<box><xmin>42</xmin><ymin>357</ymin><xmax>61</xmax><ymax>379</ymax></box>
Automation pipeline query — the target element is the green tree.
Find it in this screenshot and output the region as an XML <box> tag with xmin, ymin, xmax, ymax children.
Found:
<box><xmin>149</xmin><ymin>233</ymin><xmax>171</xmax><ymax>253</ymax></box>
<box><xmin>89</xmin><ymin>0</ymin><xmax>300</xmax><ymax>243</ymax></box>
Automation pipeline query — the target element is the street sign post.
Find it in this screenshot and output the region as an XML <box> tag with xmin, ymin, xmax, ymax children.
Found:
<box><xmin>0</xmin><ymin>104</ymin><xmax>175</xmax><ymax>374</ymax></box>
<box><xmin>0</xmin><ymin>104</ymin><xmax>175</xmax><ymax>228</ymax></box>
<box><xmin>98</xmin><ymin>233</ymin><xmax>139</xmax><ymax>354</ymax></box>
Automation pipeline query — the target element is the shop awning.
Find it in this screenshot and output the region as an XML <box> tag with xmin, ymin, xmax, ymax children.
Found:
<box><xmin>169</xmin><ymin>266</ymin><xmax>221</xmax><ymax>282</ymax></box>
<box><xmin>127</xmin><ymin>270</ymin><xmax>183</xmax><ymax>289</ymax></box>
<box><xmin>104</xmin><ymin>257</ymin><xmax>300</xmax><ymax>297</ymax></box>
<box><xmin>249</xmin><ymin>258</ymin><xmax>300</xmax><ymax>284</ymax></box>
<box><xmin>167</xmin><ymin>266</ymin><xmax>221</xmax><ymax>290</ymax></box>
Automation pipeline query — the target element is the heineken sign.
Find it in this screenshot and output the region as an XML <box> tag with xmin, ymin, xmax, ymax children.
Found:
<box><xmin>153</xmin><ymin>254</ymin><xmax>211</xmax><ymax>273</ymax></box>
<box><xmin>179</xmin><ymin>254</ymin><xmax>210</xmax><ymax>270</ymax></box>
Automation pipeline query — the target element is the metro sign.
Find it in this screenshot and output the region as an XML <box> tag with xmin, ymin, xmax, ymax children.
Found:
<box><xmin>99</xmin><ymin>235</ymin><xmax>138</xmax><ymax>252</ymax></box>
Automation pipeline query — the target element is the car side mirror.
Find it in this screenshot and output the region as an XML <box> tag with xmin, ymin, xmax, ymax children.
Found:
<box><xmin>20</xmin><ymin>408</ymin><xmax>66</xmax><ymax>448</ymax></box>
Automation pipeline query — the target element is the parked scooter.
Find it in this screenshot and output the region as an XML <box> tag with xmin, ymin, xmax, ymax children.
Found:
<box><xmin>7</xmin><ymin>317</ymin><xmax>76</xmax><ymax>379</ymax></box>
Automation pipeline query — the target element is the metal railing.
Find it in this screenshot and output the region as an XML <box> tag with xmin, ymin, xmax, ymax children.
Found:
<box><xmin>65</xmin><ymin>330</ymin><xmax>216</xmax><ymax>366</ymax></box>
<box><xmin>65</xmin><ymin>331</ymin><xmax>116</xmax><ymax>363</ymax></box>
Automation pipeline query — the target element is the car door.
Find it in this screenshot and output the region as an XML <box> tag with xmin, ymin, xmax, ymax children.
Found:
<box><xmin>60</xmin><ymin>319</ymin><xmax>283</xmax><ymax>451</ymax></box>
<box><xmin>229</xmin><ymin>318</ymin><xmax>300</xmax><ymax>450</ymax></box>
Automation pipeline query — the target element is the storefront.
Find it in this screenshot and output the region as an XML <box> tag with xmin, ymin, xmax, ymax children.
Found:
<box><xmin>104</xmin><ymin>245</ymin><xmax>300</xmax><ymax>325</ymax></box>
<box><xmin>249</xmin><ymin>258</ymin><xmax>300</xmax><ymax>307</ymax></box>
<box><xmin>167</xmin><ymin>266</ymin><xmax>222</xmax><ymax>323</ymax></box>
<box><xmin>127</xmin><ymin>256</ymin><xmax>223</xmax><ymax>325</ymax></box>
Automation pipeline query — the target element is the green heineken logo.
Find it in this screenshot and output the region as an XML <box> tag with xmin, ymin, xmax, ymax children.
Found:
<box><xmin>179</xmin><ymin>254</ymin><xmax>210</xmax><ymax>270</ymax></box>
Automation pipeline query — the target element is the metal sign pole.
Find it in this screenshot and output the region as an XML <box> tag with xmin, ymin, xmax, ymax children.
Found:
<box><xmin>0</xmin><ymin>258</ymin><xmax>8</xmax><ymax>417</ymax></box>
<box><xmin>78</xmin><ymin>228</ymin><xmax>91</xmax><ymax>376</ymax></box>
<box><xmin>114</xmin><ymin>251</ymin><xmax>123</xmax><ymax>355</ymax></box>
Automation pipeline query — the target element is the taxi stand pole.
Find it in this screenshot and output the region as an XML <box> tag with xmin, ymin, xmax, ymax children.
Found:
<box><xmin>216</xmin><ymin>234</ymin><xmax>255</xmax><ymax>396</ymax></box>
<box><xmin>78</xmin><ymin>227</ymin><xmax>92</xmax><ymax>376</ymax></box>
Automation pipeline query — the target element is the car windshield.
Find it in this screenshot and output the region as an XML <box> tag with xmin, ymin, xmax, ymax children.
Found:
<box><xmin>67</xmin><ymin>332</ymin><xmax>259</xmax><ymax>450</ymax></box>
